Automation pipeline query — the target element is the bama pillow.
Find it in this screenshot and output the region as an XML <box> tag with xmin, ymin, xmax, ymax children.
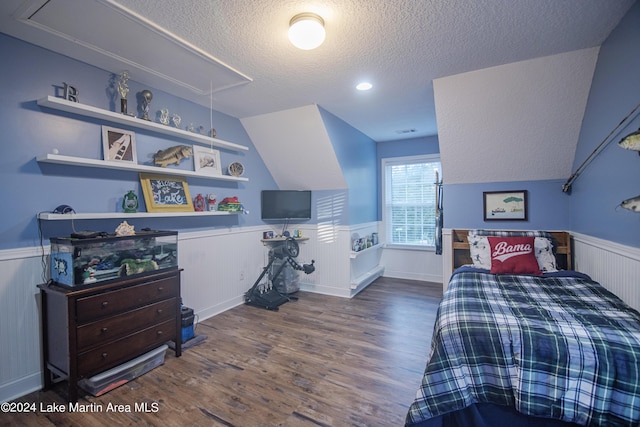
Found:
<box><xmin>488</xmin><ymin>236</ymin><xmax>541</xmax><ymax>275</ymax></box>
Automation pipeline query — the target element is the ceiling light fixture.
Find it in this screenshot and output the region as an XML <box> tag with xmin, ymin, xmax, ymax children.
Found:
<box><xmin>288</xmin><ymin>13</ymin><xmax>325</xmax><ymax>50</ymax></box>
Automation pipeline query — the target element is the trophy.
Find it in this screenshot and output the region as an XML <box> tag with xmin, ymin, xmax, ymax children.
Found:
<box><xmin>172</xmin><ymin>114</ymin><xmax>181</xmax><ymax>128</ymax></box>
<box><xmin>140</xmin><ymin>89</ymin><xmax>153</xmax><ymax>121</ymax></box>
<box><xmin>159</xmin><ymin>108</ymin><xmax>170</xmax><ymax>125</ymax></box>
<box><xmin>117</xmin><ymin>71</ymin><xmax>129</xmax><ymax>114</ymax></box>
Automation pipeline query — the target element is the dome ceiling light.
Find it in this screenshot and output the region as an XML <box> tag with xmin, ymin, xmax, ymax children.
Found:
<box><xmin>288</xmin><ymin>13</ymin><xmax>325</xmax><ymax>50</ymax></box>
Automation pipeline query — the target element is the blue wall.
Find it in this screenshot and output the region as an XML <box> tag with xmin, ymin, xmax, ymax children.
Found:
<box><xmin>445</xmin><ymin>180</ymin><xmax>571</xmax><ymax>231</ymax></box>
<box><xmin>568</xmin><ymin>1</ymin><xmax>640</xmax><ymax>248</ymax></box>
<box><xmin>320</xmin><ymin>107</ymin><xmax>377</xmax><ymax>225</ymax></box>
<box><xmin>376</xmin><ymin>135</ymin><xmax>440</xmax><ymax>221</ymax></box>
<box><xmin>0</xmin><ymin>33</ymin><xmax>278</xmax><ymax>250</ymax></box>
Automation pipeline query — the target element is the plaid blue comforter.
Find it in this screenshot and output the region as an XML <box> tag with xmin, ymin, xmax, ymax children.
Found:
<box><xmin>406</xmin><ymin>268</ymin><xmax>640</xmax><ymax>426</ymax></box>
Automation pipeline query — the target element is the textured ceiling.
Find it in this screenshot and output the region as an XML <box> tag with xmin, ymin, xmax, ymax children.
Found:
<box><xmin>0</xmin><ymin>0</ymin><xmax>635</xmax><ymax>142</ymax></box>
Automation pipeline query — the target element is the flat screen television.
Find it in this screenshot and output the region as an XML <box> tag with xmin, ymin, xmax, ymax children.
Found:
<box><xmin>261</xmin><ymin>190</ymin><xmax>312</xmax><ymax>220</ymax></box>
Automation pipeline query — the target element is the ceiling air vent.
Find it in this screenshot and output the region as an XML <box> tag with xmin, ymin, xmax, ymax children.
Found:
<box><xmin>395</xmin><ymin>129</ymin><xmax>417</xmax><ymax>134</ymax></box>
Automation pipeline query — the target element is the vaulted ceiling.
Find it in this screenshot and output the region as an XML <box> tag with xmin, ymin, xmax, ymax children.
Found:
<box><xmin>1</xmin><ymin>0</ymin><xmax>636</xmax><ymax>188</ymax></box>
<box><xmin>1</xmin><ymin>0</ymin><xmax>634</xmax><ymax>143</ymax></box>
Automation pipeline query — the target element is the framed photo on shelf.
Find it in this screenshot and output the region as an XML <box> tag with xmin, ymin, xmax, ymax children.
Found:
<box><xmin>102</xmin><ymin>126</ymin><xmax>137</xmax><ymax>163</ymax></box>
<box><xmin>139</xmin><ymin>173</ymin><xmax>194</xmax><ymax>212</ymax></box>
<box><xmin>193</xmin><ymin>145</ymin><xmax>222</xmax><ymax>175</ymax></box>
<box><xmin>483</xmin><ymin>190</ymin><xmax>528</xmax><ymax>221</ymax></box>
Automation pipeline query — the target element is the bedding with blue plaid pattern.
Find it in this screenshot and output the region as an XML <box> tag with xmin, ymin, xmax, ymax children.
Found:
<box><xmin>406</xmin><ymin>267</ymin><xmax>640</xmax><ymax>426</ymax></box>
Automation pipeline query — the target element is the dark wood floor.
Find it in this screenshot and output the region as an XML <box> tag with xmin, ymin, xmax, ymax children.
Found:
<box><xmin>4</xmin><ymin>277</ymin><xmax>442</xmax><ymax>427</ymax></box>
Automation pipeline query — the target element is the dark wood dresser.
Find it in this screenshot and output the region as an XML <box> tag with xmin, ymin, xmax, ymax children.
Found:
<box><xmin>38</xmin><ymin>268</ymin><xmax>182</xmax><ymax>402</ymax></box>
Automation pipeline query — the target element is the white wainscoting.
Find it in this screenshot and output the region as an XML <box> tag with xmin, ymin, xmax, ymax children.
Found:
<box><xmin>572</xmin><ymin>232</ymin><xmax>640</xmax><ymax>312</ymax></box>
<box><xmin>381</xmin><ymin>246</ymin><xmax>443</xmax><ymax>283</ymax></box>
<box><xmin>0</xmin><ymin>223</ymin><xmax>376</xmax><ymax>402</ymax></box>
<box><xmin>0</xmin><ymin>247</ymin><xmax>48</xmax><ymax>403</ymax></box>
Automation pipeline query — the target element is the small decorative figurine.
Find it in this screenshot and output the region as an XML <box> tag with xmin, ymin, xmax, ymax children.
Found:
<box><xmin>210</xmin><ymin>128</ymin><xmax>217</xmax><ymax>138</ymax></box>
<box><xmin>172</xmin><ymin>114</ymin><xmax>181</xmax><ymax>128</ymax></box>
<box><xmin>207</xmin><ymin>194</ymin><xmax>217</xmax><ymax>211</ymax></box>
<box><xmin>83</xmin><ymin>266</ymin><xmax>97</xmax><ymax>284</ymax></box>
<box><xmin>115</xmin><ymin>220</ymin><xmax>135</xmax><ymax>236</ymax></box>
<box><xmin>122</xmin><ymin>190</ymin><xmax>138</xmax><ymax>213</ymax></box>
<box><xmin>63</xmin><ymin>82</ymin><xmax>79</xmax><ymax>102</ymax></box>
<box><xmin>217</xmin><ymin>196</ymin><xmax>244</xmax><ymax>212</ymax></box>
<box><xmin>153</xmin><ymin>144</ymin><xmax>193</xmax><ymax>167</ymax></box>
<box><xmin>117</xmin><ymin>70</ymin><xmax>129</xmax><ymax>114</ymax></box>
<box><xmin>194</xmin><ymin>194</ymin><xmax>205</xmax><ymax>211</ymax></box>
<box><xmin>140</xmin><ymin>89</ymin><xmax>153</xmax><ymax>120</ymax></box>
<box><xmin>159</xmin><ymin>108</ymin><xmax>170</xmax><ymax>125</ymax></box>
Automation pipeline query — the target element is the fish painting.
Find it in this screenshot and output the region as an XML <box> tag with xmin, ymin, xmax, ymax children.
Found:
<box><xmin>618</xmin><ymin>129</ymin><xmax>640</xmax><ymax>152</ymax></box>
<box><xmin>153</xmin><ymin>145</ymin><xmax>193</xmax><ymax>167</ymax></box>
<box><xmin>620</xmin><ymin>195</ymin><xmax>640</xmax><ymax>212</ymax></box>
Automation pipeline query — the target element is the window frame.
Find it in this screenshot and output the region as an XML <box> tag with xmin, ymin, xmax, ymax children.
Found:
<box><xmin>381</xmin><ymin>154</ymin><xmax>441</xmax><ymax>251</ymax></box>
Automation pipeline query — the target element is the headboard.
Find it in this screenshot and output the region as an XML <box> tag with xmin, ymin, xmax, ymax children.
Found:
<box><xmin>451</xmin><ymin>229</ymin><xmax>572</xmax><ymax>272</ymax></box>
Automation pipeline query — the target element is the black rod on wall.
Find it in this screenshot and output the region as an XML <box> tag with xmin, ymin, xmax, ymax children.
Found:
<box><xmin>562</xmin><ymin>102</ymin><xmax>640</xmax><ymax>194</ymax></box>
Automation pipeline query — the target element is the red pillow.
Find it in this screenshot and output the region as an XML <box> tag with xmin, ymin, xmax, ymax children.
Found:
<box><xmin>488</xmin><ymin>236</ymin><xmax>542</xmax><ymax>275</ymax></box>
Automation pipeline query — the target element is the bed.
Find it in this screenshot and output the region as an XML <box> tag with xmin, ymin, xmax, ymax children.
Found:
<box><xmin>405</xmin><ymin>229</ymin><xmax>640</xmax><ymax>427</ymax></box>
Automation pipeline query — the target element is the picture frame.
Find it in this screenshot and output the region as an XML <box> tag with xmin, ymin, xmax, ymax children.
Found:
<box><xmin>193</xmin><ymin>145</ymin><xmax>222</xmax><ymax>175</ymax></box>
<box><xmin>102</xmin><ymin>126</ymin><xmax>137</xmax><ymax>163</ymax></box>
<box><xmin>139</xmin><ymin>173</ymin><xmax>194</xmax><ymax>212</ymax></box>
<box><xmin>483</xmin><ymin>190</ymin><xmax>528</xmax><ymax>221</ymax></box>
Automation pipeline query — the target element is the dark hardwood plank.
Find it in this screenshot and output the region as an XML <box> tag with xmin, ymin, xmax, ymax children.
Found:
<box><xmin>3</xmin><ymin>277</ymin><xmax>441</xmax><ymax>427</ymax></box>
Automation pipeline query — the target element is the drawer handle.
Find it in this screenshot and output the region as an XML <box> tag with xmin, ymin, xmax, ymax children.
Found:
<box><xmin>101</xmin><ymin>352</ymin><xmax>108</xmax><ymax>359</ymax></box>
<box><xmin>101</xmin><ymin>301</ymin><xmax>108</xmax><ymax>308</ymax></box>
<box><xmin>157</xmin><ymin>309</ymin><xmax>163</xmax><ymax>315</ymax></box>
<box><xmin>101</xmin><ymin>327</ymin><xmax>108</xmax><ymax>334</ymax></box>
<box><xmin>157</xmin><ymin>286</ymin><xmax>164</xmax><ymax>292</ymax></box>
<box><xmin>156</xmin><ymin>330</ymin><xmax>163</xmax><ymax>336</ymax></box>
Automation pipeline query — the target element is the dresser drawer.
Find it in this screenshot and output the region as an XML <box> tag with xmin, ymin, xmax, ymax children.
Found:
<box><xmin>76</xmin><ymin>298</ymin><xmax>177</xmax><ymax>351</ymax></box>
<box><xmin>77</xmin><ymin>319</ymin><xmax>175</xmax><ymax>376</ymax></box>
<box><xmin>76</xmin><ymin>275</ymin><xmax>179</xmax><ymax>323</ymax></box>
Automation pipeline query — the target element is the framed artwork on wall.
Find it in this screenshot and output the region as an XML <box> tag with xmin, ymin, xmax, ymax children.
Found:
<box><xmin>483</xmin><ymin>190</ymin><xmax>528</xmax><ymax>221</ymax></box>
<box><xmin>102</xmin><ymin>126</ymin><xmax>137</xmax><ymax>163</ymax></box>
<box><xmin>193</xmin><ymin>145</ymin><xmax>222</xmax><ymax>175</ymax></box>
<box><xmin>139</xmin><ymin>173</ymin><xmax>194</xmax><ymax>212</ymax></box>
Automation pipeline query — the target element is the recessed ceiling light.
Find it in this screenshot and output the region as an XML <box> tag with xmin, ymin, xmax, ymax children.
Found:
<box><xmin>356</xmin><ymin>82</ymin><xmax>372</xmax><ymax>91</ymax></box>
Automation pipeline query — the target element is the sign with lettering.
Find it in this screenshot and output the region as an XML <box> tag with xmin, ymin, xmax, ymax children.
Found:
<box><xmin>139</xmin><ymin>173</ymin><xmax>194</xmax><ymax>212</ymax></box>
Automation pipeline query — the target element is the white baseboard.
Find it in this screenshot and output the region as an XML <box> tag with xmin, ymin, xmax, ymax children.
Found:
<box><xmin>1</xmin><ymin>373</ymin><xmax>41</xmax><ymax>404</ymax></box>
<box><xmin>382</xmin><ymin>270</ymin><xmax>443</xmax><ymax>283</ymax></box>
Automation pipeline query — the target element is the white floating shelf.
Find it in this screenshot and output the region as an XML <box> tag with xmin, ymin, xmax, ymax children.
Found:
<box><xmin>38</xmin><ymin>211</ymin><xmax>239</xmax><ymax>221</ymax></box>
<box><xmin>350</xmin><ymin>243</ymin><xmax>384</xmax><ymax>258</ymax></box>
<box><xmin>37</xmin><ymin>153</ymin><xmax>248</xmax><ymax>182</ymax></box>
<box><xmin>37</xmin><ymin>96</ymin><xmax>249</xmax><ymax>152</ymax></box>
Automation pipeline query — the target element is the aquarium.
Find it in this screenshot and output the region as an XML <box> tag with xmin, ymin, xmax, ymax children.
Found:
<box><xmin>50</xmin><ymin>230</ymin><xmax>178</xmax><ymax>286</ymax></box>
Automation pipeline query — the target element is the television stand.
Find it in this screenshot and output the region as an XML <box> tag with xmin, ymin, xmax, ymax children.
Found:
<box><xmin>245</xmin><ymin>237</ymin><xmax>314</xmax><ymax>311</ymax></box>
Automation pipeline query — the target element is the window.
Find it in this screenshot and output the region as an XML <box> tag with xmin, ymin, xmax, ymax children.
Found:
<box><xmin>382</xmin><ymin>155</ymin><xmax>441</xmax><ymax>248</ymax></box>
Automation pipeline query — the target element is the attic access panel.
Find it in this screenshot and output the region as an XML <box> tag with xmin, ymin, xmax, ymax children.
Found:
<box><xmin>8</xmin><ymin>0</ymin><xmax>252</xmax><ymax>95</ymax></box>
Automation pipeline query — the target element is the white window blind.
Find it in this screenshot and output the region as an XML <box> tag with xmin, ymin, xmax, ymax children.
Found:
<box><xmin>383</xmin><ymin>155</ymin><xmax>441</xmax><ymax>247</ymax></box>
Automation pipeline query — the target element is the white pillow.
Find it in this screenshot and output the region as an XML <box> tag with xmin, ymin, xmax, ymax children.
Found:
<box><xmin>534</xmin><ymin>237</ymin><xmax>558</xmax><ymax>273</ymax></box>
<box><xmin>467</xmin><ymin>234</ymin><xmax>491</xmax><ymax>269</ymax></box>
